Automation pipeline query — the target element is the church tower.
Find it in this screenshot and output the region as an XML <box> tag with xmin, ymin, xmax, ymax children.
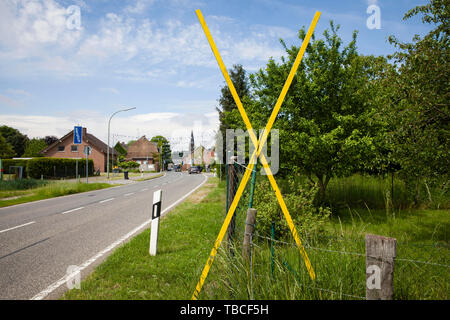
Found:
<box><xmin>190</xmin><ymin>130</ymin><xmax>194</xmax><ymax>165</ymax></box>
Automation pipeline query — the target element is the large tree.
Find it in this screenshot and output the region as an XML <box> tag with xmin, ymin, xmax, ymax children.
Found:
<box><xmin>250</xmin><ymin>22</ymin><xmax>387</xmax><ymax>198</ymax></box>
<box><xmin>379</xmin><ymin>0</ymin><xmax>449</xmax><ymax>199</ymax></box>
<box><xmin>216</xmin><ymin>64</ymin><xmax>251</xmax><ymax>164</ymax></box>
<box><xmin>22</xmin><ymin>138</ymin><xmax>47</xmax><ymax>157</ymax></box>
<box><xmin>0</xmin><ymin>126</ymin><xmax>28</xmax><ymax>157</ymax></box>
<box><xmin>150</xmin><ymin>135</ymin><xmax>172</xmax><ymax>169</ymax></box>
<box><xmin>0</xmin><ymin>133</ymin><xmax>15</xmax><ymax>158</ymax></box>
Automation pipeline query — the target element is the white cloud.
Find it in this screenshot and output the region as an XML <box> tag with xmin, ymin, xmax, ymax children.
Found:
<box><xmin>99</xmin><ymin>87</ymin><xmax>120</xmax><ymax>95</ymax></box>
<box><xmin>124</xmin><ymin>0</ymin><xmax>155</xmax><ymax>14</ymax></box>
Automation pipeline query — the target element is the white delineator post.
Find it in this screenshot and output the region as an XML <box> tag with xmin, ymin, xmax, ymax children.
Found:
<box><xmin>149</xmin><ymin>189</ymin><xmax>162</xmax><ymax>256</ymax></box>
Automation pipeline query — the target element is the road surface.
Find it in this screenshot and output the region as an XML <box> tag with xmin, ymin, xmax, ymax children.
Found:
<box><xmin>0</xmin><ymin>171</ymin><xmax>207</xmax><ymax>300</ymax></box>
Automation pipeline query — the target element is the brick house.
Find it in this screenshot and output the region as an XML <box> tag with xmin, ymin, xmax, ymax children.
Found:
<box><xmin>40</xmin><ymin>127</ymin><xmax>117</xmax><ymax>173</ymax></box>
<box><xmin>126</xmin><ymin>136</ymin><xmax>159</xmax><ymax>172</ymax></box>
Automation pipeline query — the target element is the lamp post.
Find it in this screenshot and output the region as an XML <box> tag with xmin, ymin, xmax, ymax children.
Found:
<box><xmin>107</xmin><ymin>107</ymin><xmax>136</xmax><ymax>179</ymax></box>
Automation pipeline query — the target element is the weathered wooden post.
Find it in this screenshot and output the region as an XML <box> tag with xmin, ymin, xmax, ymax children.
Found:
<box><xmin>243</xmin><ymin>208</ymin><xmax>257</xmax><ymax>263</ymax></box>
<box><xmin>365</xmin><ymin>234</ymin><xmax>397</xmax><ymax>300</ymax></box>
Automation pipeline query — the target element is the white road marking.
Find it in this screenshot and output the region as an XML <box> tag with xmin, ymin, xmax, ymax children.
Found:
<box><xmin>31</xmin><ymin>174</ymin><xmax>208</xmax><ymax>300</ymax></box>
<box><xmin>124</xmin><ymin>193</ymin><xmax>134</xmax><ymax>197</ymax></box>
<box><xmin>99</xmin><ymin>198</ymin><xmax>114</xmax><ymax>204</ymax></box>
<box><xmin>0</xmin><ymin>221</ymin><xmax>36</xmax><ymax>234</ymax></box>
<box><xmin>141</xmin><ymin>188</ymin><xmax>148</xmax><ymax>192</ymax></box>
<box><xmin>61</xmin><ymin>207</ymin><xmax>84</xmax><ymax>215</ymax></box>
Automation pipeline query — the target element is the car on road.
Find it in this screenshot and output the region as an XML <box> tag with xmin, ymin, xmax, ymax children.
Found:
<box><xmin>188</xmin><ymin>166</ymin><xmax>202</xmax><ymax>174</ymax></box>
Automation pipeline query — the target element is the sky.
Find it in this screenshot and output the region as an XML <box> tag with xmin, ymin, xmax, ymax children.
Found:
<box><xmin>0</xmin><ymin>0</ymin><xmax>434</xmax><ymax>151</ymax></box>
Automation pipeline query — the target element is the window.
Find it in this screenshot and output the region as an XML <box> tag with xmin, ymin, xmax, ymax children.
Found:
<box><xmin>57</xmin><ymin>146</ymin><xmax>65</xmax><ymax>152</ymax></box>
<box><xmin>71</xmin><ymin>145</ymin><xmax>78</xmax><ymax>152</ymax></box>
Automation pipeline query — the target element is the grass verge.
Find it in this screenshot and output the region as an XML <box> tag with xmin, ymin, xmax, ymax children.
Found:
<box><xmin>62</xmin><ymin>177</ymin><xmax>224</xmax><ymax>300</ymax></box>
<box><xmin>0</xmin><ymin>181</ymin><xmax>116</xmax><ymax>208</ymax></box>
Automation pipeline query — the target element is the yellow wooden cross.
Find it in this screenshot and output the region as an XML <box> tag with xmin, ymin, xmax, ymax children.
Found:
<box><xmin>192</xmin><ymin>9</ymin><xmax>321</xmax><ymax>300</ymax></box>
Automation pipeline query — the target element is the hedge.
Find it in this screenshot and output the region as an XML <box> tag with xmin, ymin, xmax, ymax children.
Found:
<box><xmin>26</xmin><ymin>158</ymin><xmax>94</xmax><ymax>179</ymax></box>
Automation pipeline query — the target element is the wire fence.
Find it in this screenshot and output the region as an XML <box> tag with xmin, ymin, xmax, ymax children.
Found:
<box><xmin>220</xmin><ymin>161</ymin><xmax>450</xmax><ymax>300</ymax></box>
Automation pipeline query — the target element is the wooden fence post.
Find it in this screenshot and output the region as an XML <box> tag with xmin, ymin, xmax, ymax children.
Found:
<box><xmin>365</xmin><ymin>234</ymin><xmax>397</xmax><ymax>300</ymax></box>
<box><xmin>243</xmin><ymin>208</ymin><xmax>257</xmax><ymax>263</ymax></box>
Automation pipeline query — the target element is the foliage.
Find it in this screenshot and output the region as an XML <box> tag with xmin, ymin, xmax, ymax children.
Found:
<box><xmin>150</xmin><ymin>135</ymin><xmax>172</xmax><ymax>168</ymax></box>
<box><xmin>44</xmin><ymin>135</ymin><xmax>58</xmax><ymax>146</ymax></box>
<box><xmin>249</xmin><ymin>22</ymin><xmax>388</xmax><ymax>199</ymax></box>
<box><xmin>251</xmin><ymin>178</ymin><xmax>331</xmax><ymax>239</ymax></box>
<box><xmin>0</xmin><ymin>133</ymin><xmax>15</xmax><ymax>158</ymax></box>
<box><xmin>1</xmin><ymin>159</ymin><xmax>30</xmax><ymax>177</ymax></box>
<box><xmin>118</xmin><ymin>161</ymin><xmax>139</xmax><ymax>170</ymax></box>
<box><xmin>26</xmin><ymin>157</ymin><xmax>94</xmax><ymax>179</ymax></box>
<box><xmin>377</xmin><ymin>0</ymin><xmax>449</xmax><ymax>201</ymax></box>
<box><xmin>0</xmin><ymin>179</ymin><xmax>49</xmax><ymax>191</ymax></box>
<box><xmin>114</xmin><ymin>142</ymin><xmax>128</xmax><ymax>156</ymax></box>
<box><xmin>0</xmin><ymin>126</ymin><xmax>28</xmax><ymax>157</ymax></box>
<box><xmin>216</xmin><ymin>64</ymin><xmax>251</xmax><ymax>164</ymax></box>
<box><xmin>22</xmin><ymin>138</ymin><xmax>47</xmax><ymax>157</ymax></box>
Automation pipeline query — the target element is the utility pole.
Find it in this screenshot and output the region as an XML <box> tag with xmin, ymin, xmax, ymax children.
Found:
<box><xmin>107</xmin><ymin>107</ymin><xmax>136</xmax><ymax>179</ymax></box>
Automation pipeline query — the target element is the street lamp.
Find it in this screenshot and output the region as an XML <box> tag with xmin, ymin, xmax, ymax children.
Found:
<box><xmin>107</xmin><ymin>106</ymin><xmax>136</xmax><ymax>179</ymax></box>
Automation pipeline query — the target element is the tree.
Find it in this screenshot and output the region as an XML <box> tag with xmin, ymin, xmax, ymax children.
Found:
<box><xmin>216</xmin><ymin>64</ymin><xmax>251</xmax><ymax>164</ymax></box>
<box><xmin>250</xmin><ymin>22</ymin><xmax>386</xmax><ymax>199</ymax></box>
<box><xmin>0</xmin><ymin>133</ymin><xmax>15</xmax><ymax>158</ymax></box>
<box><xmin>0</xmin><ymin>126</ymin><xmax>28</xmax><ymax>157</ymax></box>
<box><xmin>44</xmin><ymin>135</ymin><xmax>58</xmax><ymax>146</ymax></box>
<box><xmin>150</xmin><ymin>136</ymin><xmax>172</xmax><ymax>169</ymax></box>
<box><xmin>22</xmin><ymin>138</ymin><xmax>47</xmax><ymax>157</ymax></box>
<box><xmin>380</xmin><ymin>0</ymin><xmax>449</xmax><ymax>200</ymax></box>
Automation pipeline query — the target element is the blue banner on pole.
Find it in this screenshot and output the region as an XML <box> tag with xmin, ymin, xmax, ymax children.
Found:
<box><xmin>74</xmin><ymin>126</ymin><xmax>82</xmax><ymax>144</ymax></box>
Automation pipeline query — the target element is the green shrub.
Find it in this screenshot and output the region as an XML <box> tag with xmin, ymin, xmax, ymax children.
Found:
<box><xmin>26</xmin><ymin>157</ymin><xmax>94</xmax><ymax>179</ymax></box>
<box><xmin>118</xmin><ymin>161</ymin><xmax>139</xmax><ymax>170</ymax></box>
<box><xmin>250</xmin><ymin>178</ymin><xmax>331</xmax><ymax>240</ymax></box>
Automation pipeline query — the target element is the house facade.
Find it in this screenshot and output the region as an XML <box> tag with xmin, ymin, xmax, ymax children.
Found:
<box><xmin>126</xmin><ymin>136</ymin><xmax>159</xmax><ymax>172</ymax></box>
<box><xmin>41</xmin><ymin>127</ymin><xmax>117</xmax><ymax>173</ymax></box>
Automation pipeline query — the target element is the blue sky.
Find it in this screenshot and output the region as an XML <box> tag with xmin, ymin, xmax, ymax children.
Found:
<box><xmin>0</xmin><ymin>0</ymin><xmax>433</xmax><ymax>151</ymax></box>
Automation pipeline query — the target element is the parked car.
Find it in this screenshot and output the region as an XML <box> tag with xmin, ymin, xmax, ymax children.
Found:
<box><xmin>188</xmin><ymin>166</ymin><xmax>202</xmax><ymax>174</ymax></box>
<box><xmin>174</xmin><ymin>165</ymin><xmax>182</xmax><ymax>172</ymax></box>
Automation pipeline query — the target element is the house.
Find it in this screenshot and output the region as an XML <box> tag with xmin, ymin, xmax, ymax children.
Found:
<box><xmin>125</xmin><ymin>136</ymin><xmax>159</xmax><ymax>171</ymax></box>
<box><xmin>40</xmin><ymin>127</ymin><xmax>117</xmax><ymax>173</ymax></box>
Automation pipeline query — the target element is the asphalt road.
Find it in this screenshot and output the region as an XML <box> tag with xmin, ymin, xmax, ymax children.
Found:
<box><xmin>0</xmin><ymin>171</ymin><xmax>207</xmax><ymax>300</ymax></box>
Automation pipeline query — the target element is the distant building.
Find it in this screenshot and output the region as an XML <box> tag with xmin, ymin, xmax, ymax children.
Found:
<box><xmin>40</xmin><ymin>127</ymin><xmax>117</xmax><ymax>173</ymax></box>
<box><xmin>126</xmin><ymin>136</ymin><xmax>159</xmax><ymax>171</ymax></box>
<box><xmin>172</xmin><ymin>150</ymin><xmax>188</xmax><ymax>165</ymax></box>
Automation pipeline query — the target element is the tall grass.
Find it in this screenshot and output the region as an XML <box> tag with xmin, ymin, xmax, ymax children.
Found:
<box><xmin>0</xmin><ymin>178</ymin><xmax>50</xmax><ymax>191</ymax></box>
<box><xmin>203</xmin><ymin>218</ymin><xmax>449</xmax><ymax>300</ymax></box>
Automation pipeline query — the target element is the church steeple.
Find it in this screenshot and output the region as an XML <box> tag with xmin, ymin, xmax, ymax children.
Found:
<box><xmin>190</xmin><ymin>130</ymin><xmax>195</xmax><ymax>164</ymax></box>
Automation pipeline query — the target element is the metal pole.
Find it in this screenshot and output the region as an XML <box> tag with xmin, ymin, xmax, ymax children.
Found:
<box><xmin>107</xmin><ymin>107</ymin><xmax>136</xmax><ymax>179</ymax></box>
<box><xmin>86</xmin><ymin>150</ymin><xmax>88</xmax><ymax>183</ymax></box>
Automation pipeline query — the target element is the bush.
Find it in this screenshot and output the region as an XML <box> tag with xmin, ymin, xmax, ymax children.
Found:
<box><xmin>250</xmin><ymin>178</ymin><xmax>331</xmax><ymax>240</ymax></box>
<box><xmin>118</xmin><ymin>161</ymin><xmax>140</xmax><ymax>170</ymax></box>
<box><xmin>26</xmin><ymin>157</ymin><xmax>94</xmax><ymax>179</ymax></box>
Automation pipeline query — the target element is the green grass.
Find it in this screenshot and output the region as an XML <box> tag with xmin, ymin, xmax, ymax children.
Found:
<box><xmin>62</xmin><ymin>177</ymin><xmax>225</xmax><ymax>300</ymax></box>
<box><xmin>61</xmin><ymin>175</ymin><xmax>449</xmax><ymax>300</ymax></box>
<box><xmin>0</xmin><ymin>181</ymin><xmax>115</xmax><ymax>207</ymax></box>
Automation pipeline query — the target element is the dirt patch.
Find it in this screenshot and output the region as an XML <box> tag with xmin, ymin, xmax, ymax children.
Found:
<box><xmin>188</xmin><ymin>182</ymin><xmax>216</xmax><ymax>204</ymax></box>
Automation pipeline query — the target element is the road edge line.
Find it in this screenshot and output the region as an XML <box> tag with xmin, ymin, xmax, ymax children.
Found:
<box><xmin>30</xmin><ymin>174</ymin><xmax>208</xmax><ymax>300</ymax></box>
